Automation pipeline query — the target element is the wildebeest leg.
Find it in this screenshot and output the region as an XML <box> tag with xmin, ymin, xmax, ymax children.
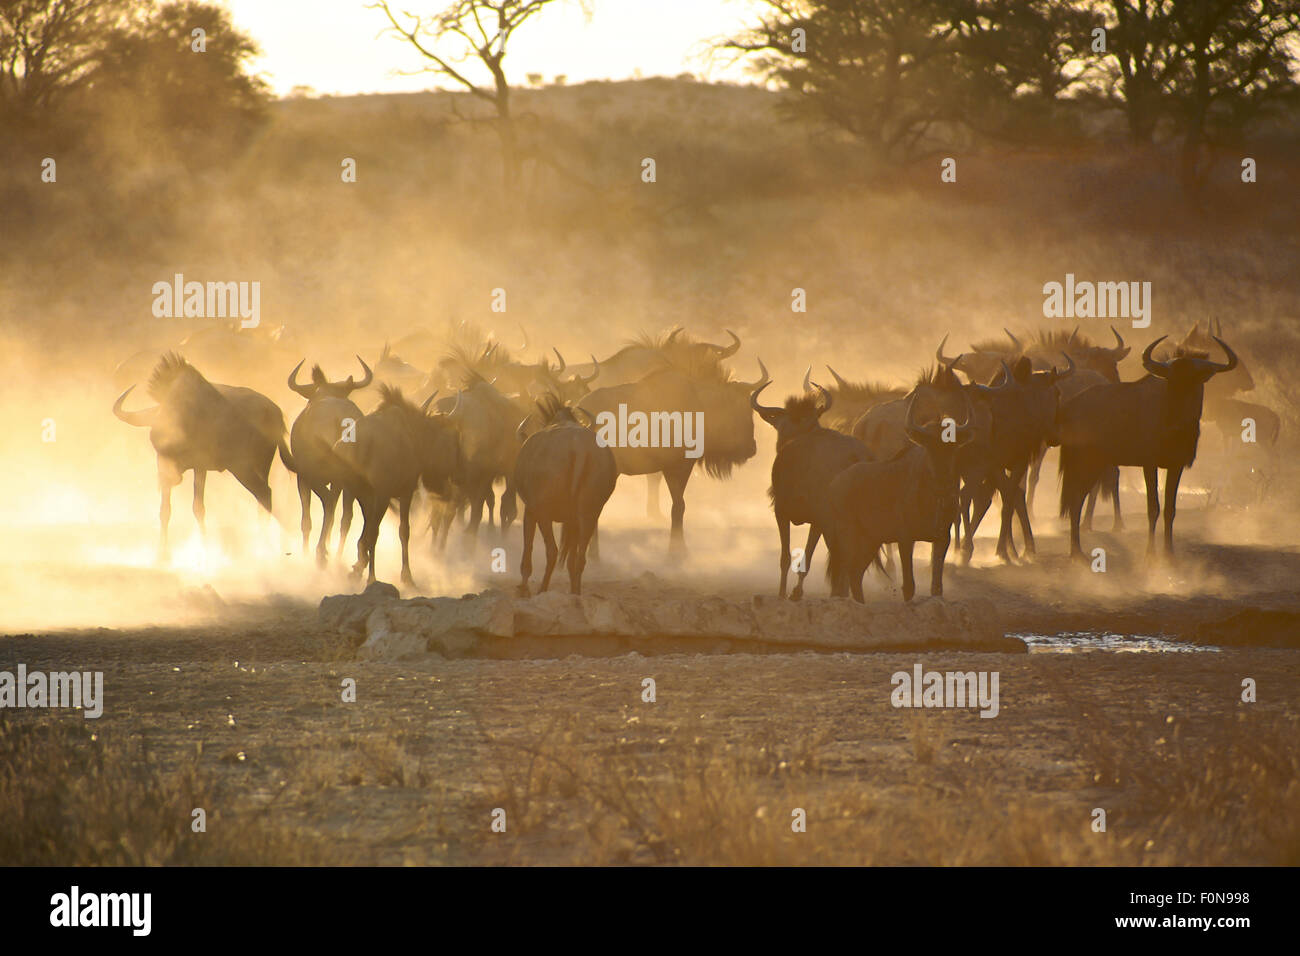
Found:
<box><xmin>192</xmin><ymin>470</ymin><xmax>207</xmax><ymax>538</ymax></box>
<box><xmin>538</xmin><ymin>521</ymin><xmax>559</xmax><ymax>592</ymax></box>
<box><xmin>1026</xmin><ymin>447</ymin><xmax>1044</xmax><ymax>516</ymax></box>
<box><xmin>518</xmin><ymin>508</ymin><xmax>537</xmax><ymax>596</ymax></box>
<box><xmin>792</xmin><ymin>525</ymin><xmax>819</xmax><ymax>601</ymax></box>
<box><xmin>398</xmin><ymin>495</ymin><xmax>415</xmax><ymax>587</ymax></box>
<box><xmin>1013</xmin><ymin>465</ymin><xmax>1036</xmax><ymax>557</ymax></box>
<box><xmin>588</xmin><ymin>520</ymin><xmax>600</xmax><ymax>562</ymax></box>
<box><xmin>995</xmin><ymin>475</ymin><xmax>1020</xmax><ymax>563</ymax></box>
<box><xmin>662</xmin><ymin>462</ymin><xmax>693</xmax><ymax>552</ymax></box>
<box><xmin>500</xmin><ymin>479</ymin><xmax>518</xmax><ymax>534</ymax></box>
<box><xmin>1162</xmin><ymin>466</ymin><xmax>1183</xmax><ymax>561</ymax></box>
<box><xmin>899</xmin><ymin>540</ymin><xmax>916</xmax><ymax>602</ymax></box>
<box><xmin>317</xmin><ymin>487</ymin><xmax>339</xmax><ymax>566</ymax></box>
<box><xmin>1083</xmin><ymin>483</ymin><xmax>1098</xmax><ymax>531</ymax></box>
<box><xmin>930</xmin><ymin>534</ymin><xmax>949</xmax><ymax>597</ymax></box>
<box><xmin>775</xmin><ymin>512</ymin><xmax>792</xmax><ymax>598</ymax></box>
<box><xmin>645</xmin><ymin>473</ymin><xmax>663</xmax><ymax>519</ymax></box>
<box><xmin>338</xmin><ymin>491</ymin><xmax>354</xmax><ymax>556</ymax></box>
<box><xmin>157</xmin><ymin>462</ymin><xmax>182</xmax><ymax>562</ymax></box>
<box><xmin>570</xmin><ymin>517</ymin><xmax>597</xmax><ymax>595</ymax></box>
<box><xmin>966</xmin><ymin>483</ymin><xmax>995</xmax><ymax>563</ymax></box>
<box><xmin>1143</xmin><ymin>465</ymin><xmax>1160</xmax><ymax>560</ymax></box>
<box><xmin>1108</xmin><ymin>466</ymin><xmax>1124</xmax><ymax>531</ymax></box>
<box><xmin>297</xmin><ymin>475</ymin><xmax>312</xmax><ymax>555</ymax></box>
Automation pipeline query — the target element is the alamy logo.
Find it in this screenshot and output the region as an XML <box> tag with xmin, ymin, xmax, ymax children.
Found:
<box><xmin>1042</xmin><ymin>273</ymin><xmax>1150</xmax><ymax>328</ymax></box>
<box><xmin>594</xmin><ymin>404</ymin><xmax>704</xmax><ymax>459</ymax></box>
<box><xmin>50</xmin><ymin>886</ymin><xmax>151</xmax><ymax>936</ymax></box>
<box><xmin>151</xmin><ymin>272</ymin><xmax>260</xmax><ymax>328</ymax></box>
<box><xmin>0</xmin><ymin>664</ymin><xmax>103</xmax><ymax>718</ymax></box>
<box><xmin>891</xmin><ymin>663</ymin><xmax>999</xmax><ymax>718</ymax></box>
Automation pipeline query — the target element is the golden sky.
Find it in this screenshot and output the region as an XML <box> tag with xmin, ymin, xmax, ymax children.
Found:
<box><xmin>222</xmin><ymin>0</ymin><xmax>759</xmax><ymax>96</ymax></box>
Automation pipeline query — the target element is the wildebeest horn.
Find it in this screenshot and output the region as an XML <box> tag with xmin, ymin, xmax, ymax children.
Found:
<box><xmin>749</xmin><ymin>379</ymin><xmax>780</xmax><ymax>422</ymax></box>
<box><xmin>802</xmin><ymin>365</ymin><xmax>812</xmax><ymax>392</ymax></box>
<box><xmin>718</xmin><ymin>329</ymin><xmax>741</xmax><ymax>358</ymax></box>
<box><xmin>552</xmin><ymin>347</ymin><xmax>566</xmax><ymax>375</ymax></box>
<box><xmin>577</xmin><ymin>354</ymin><xmax>600</xmax><ymax>386</ymax></box>
<box><xmin>421</xmin><ymin>390</ymin><xmax>439</xmax><ymax>413</ymax></box>
<box><xmin>743</xmin><ymin>357</ymin><xmax>770</xmax><ymax>391</ymax></box>
<box><xmin>665</xmin><ymin>326</ymin><xmax>683</xmax><ymax>344</ymax></box>
<box><xmin>450</xmin><ymin>388</ymin><xmax>463</xmax><ymax>416</ymax></box>
<box><xmin>516</xmin><ymin>414</ymin><xmax>532</xmax><ymax>443</ymax></box>
<box><xmin>1201</xmin><ymin>336</ymin><xmax>1238</xmax><ymax>373</ymax></box>
<box><xmin>936</xmin><ymin>333</ymin><xmax>963</xmax><ymax>369</ymax></box>
<box><xmin>1142</xmin><ymin>336</ymin><xmax>1171</xmax><ymax>376</ymax></box>
<box><xmin>352</xmin><ymin>355</ymin><xmax>373</xmax><ymax>390</ymax></box>
<box><xmin>287</xmin><ymin>360</ymin><xmax>314</xmax><ymax>399</ymax></box>
<box><xmin>519</xmin><ymin>324</ymin><xmax>529</xmax><ymax>350</ymax></box>
<box><xmin>811</xmin><ymin>381</ymin><xmax>833</xmax><ymax>415</ymax></box>
<box><xmin>112</xmin><ymin>386</ymin><xmax>158</xmax><ymax>427</ymax></box>
<box><xmin>1005</xmin><ymin>328</ymin><xmax>1023</xmax><ymax>351</ymax></box>
<box><xmin>1045</xmin><ymin>351</ymin><xmax>1075</xmax><ymax>383</ymax></box>
<box><xmin>826</xmin><ymin>365</ymin><xmax>850</xmax><ymax>389</ymax></box>
<box><xmin>1109</xmin><ymin>326</ymin><xmax>1129</xmax><ymax>357</ymax></box>
<box><xmin>903</xmin><ymin>393</ymin><xmax>925</xmax><ymax>442</ymax></box>
<box><xmin>974</xmin><ymin>361</ymin><xmax>1015</xmax><ymax>392</ymax></box>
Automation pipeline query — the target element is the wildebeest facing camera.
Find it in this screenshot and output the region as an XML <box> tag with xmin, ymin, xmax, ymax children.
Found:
<box><xmin>0</xmin><ymin>0</ymin><xmax>1297</xmax><ymax>920</ymax></box>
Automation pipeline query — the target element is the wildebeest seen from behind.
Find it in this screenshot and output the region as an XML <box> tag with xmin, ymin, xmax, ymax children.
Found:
<box><xmin>113</xmin><ymin>353</ymin><xmax>295</xmax><ymax>559</ymax></box>
<box><xmin>828</xmin><ymin>392</ymin><xmax>976</xmax><ymax>602</ymax></box>
<box><xmin>752</xmin><ymin>378</ymin><xmax>874</xmax><ymax>599</ymax></box>
<box><xmin>434</xmin><ymin>373</ymin><xmax>525</xmax><ymax>538</ymax></box>
<box><xmin>332</xmin><ymin>385</ymin><xmax>461</xmax><ymax>586</ymax></box>
<box><xmin>287</xmin><ymin>356</ymin><xmax>372</xmax><ymax>565</ymax></box>
<box><xmin>579</xmin><ymin>356</ymin><xmax>765</xmax><ymax>549</ymax></box>
<box><xmin>514</xmin><ymin>395</ymin><xmax>618</xmax><ymax>595</ymax></box>
<box><xmin>1058</xmin><ymin>335</ymin><xmax>1238</xmax><ymax>562</ymax></box>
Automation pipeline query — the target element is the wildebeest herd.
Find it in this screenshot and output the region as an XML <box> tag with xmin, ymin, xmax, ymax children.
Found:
<box><xmin>111</xmin><ymin>318</ymin><xmax>1268</xmax><ymax>601</ymax></box>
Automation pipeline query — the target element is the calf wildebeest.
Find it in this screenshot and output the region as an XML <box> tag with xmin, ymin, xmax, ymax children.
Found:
<box><xmin>1058</xmin><ymin>335</ymin><xmax>1238</xmax><ymax>562</ymax></box>
<box><xmin>752</xmin><ymin>379</ymin><xmax>874</xmax><ymax>598</ymax></box>
<box><xmin>331</xmin><ymin>385</ymin><xmax>461</xmax><ymax>586</ymax></box>
<box><xmin>113</xmin><ymin>353</ymin><xmax>295</xmax><ymax>559</ymax></box>
<box><xmin>286</xmin><ymin>357</ymin><xmax>372</xmax><ymax>565</ymax></box>
<box><xmin>514</xmin><ymin>396</ymin><xmax>618</xmax><ymax>595</ymax></box>
<box><xmin>828</xmin><ymin>393</ymin><xmax>976</xmax><ymax>602</ymax></box>
<box><xmin>579</xmin><ymin>356</ymin><xmax>764</xmax><ymax>549</ymax></box>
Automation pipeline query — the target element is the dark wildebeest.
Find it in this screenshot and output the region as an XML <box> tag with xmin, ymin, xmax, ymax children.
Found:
<box><xmin>1058</xmin><ymin>335</ymin><xmax>1238</xmax><ymax>562</ymax></box>
<box><xmin>286</xmin><ymin>357</ymin><xmax>372</xmax><ymax>565</ymax></box>
<box><xmin>567</xmin><ymin>327</ymin><xmax>744</xmax><ymax>389</ymax></box>
<box><xmin>332</xmin><ymin>385</ymin><xmax>461</xmax><ymax>586</ymax></box>
<box><xmin>1171</xmin><ymin>318</ymin><xmax>1254</xmax><ymax>399</ymax></box>
<box><xmin>579</xmin><ymin>356</ymin><xmax>765</xmax><ymax>549</ymax></box>
<box><xmin>852</xmin><ymin>363</ymin><xmax>970</xmax><ymax>458</ymax></box>
<box><xmin>958</xmin><ymin>355</ymin><xmax>1073</xmax><ymax>562</ymax></box>
<box><xmin>828</xmin><ymin>392</ymin><xmax>977</xmax><ymax>602</ymax></box>
<box><xmin>751</xmin><ymin>378</ymin><xmax>874</xmax><ymax>599</ymax></box>
<box><xmin>113</xmin><ymin>353</ymin><xmax>295</xmax><ymax>559</ymax></box>
<box><xmin>513</xmin><ymin>395</ymin><xmax>618</xmax><ymax>595</ymax></box>
<box><xmin>936</xmin><ymin>330</ymin><xmax>1023</xmax><ymax>387</ymax></box>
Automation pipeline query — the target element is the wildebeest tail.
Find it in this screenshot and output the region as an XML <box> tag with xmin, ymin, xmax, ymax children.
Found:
<box><xmin>1058</xmin><ymin>444</ymin><xmax>1104</xmax><ymax>517</ymax></box>
<box><xmin>277</xmin><ymin>436</ymin><xmax>296</xmax><ymax>473</ymax></box>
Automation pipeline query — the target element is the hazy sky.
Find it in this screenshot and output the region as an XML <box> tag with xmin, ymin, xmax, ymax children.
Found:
<box><xmin>222</xmin><ymin>0</ymin><xmax>761</xmax><ymax>96</ymax></box>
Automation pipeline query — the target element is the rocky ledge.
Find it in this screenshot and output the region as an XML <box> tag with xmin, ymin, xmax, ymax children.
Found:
<box><xmin>318</xmin><ymin>582</ymin><xmax>1024</xmax><ymax>660</ymax></box>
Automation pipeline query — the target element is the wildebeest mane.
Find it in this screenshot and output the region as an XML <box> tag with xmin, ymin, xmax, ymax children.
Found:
<box><xmin>147</xmin><ymin>351</ymin><xmax>208</xmax><ymax>401</ymax></box>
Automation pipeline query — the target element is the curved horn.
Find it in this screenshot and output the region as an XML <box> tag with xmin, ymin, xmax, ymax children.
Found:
<box><xmin>551</xmin><ymin>347</ymin><xmax>566</xmax><ymax>375</ymax></box>
<box><xmin>802</xmin><ymin>365</ymin><xmax>813</xmax><ymax>392</ymax></box>
<box><xmin>420</xmin><ymin>390</ymin><xmax>439</xmax><ymax>413</ymax></box>
<box><xmin>749</xmin><ymin>379</ymin><xmax>780</xmax><ymax>420</ymax></box>
<box><xmin>287</xmin><ymin>359</ymin><xmax>314</xmax><ymax>399</ymax></box>
<box><xmin>826</xmin><ymin>365</ymin><xmax>850</xmax><ymax>390</ymax></box>
<box><xmin>112</xmin><ymin>386</ymin><xmax>158</xmax><ymax>427</ymax></box>
<box><xmin>449</xmin><ymin>388</ymin><xmax>463</xmax><ymax>416</ymax></box>
<box><xmin>665</xmin><ymin>326</ymin><xmax>683</xmax><ymax>345</ymax></box>
<box><xmin>1046</xmin><ymin>351</ymin><xmax>1075</xmax><ymax>383</ymax></box>
<box><xmin>718</xmin><ymin>329</ymin><xmax>741</xmax><ymax>358</ymax></box>
<box><xmin>903</xmin><ymin>393</ymin><xmax>927</xmax><ymax>443</ymax></box>
<box><xmin>1142</xmin><ymin>336</ymin><xmax>1171</xmax><ymax>376</ymax></box>
<box><xmin>1109</xmin><ymin>326</ymin><xmax>1127</xmax><ymax>355</ymax></box>
<box><xmin>352</xmin><ymin>355</ymin><xmax>373</xmax><ymax>390</ymax></box>
<box><xmin>1202</xmin><ymin>335</ymin><xmax>1238</xmax><ymax>373</ymax></box>
<box><xmin>936</xmin><ymin>333</ymin><xmax>963</xmax><ymax>369</ymax></box>
<box><xmin>811</xmin><ymin>381</ymin><xmax>833</xmax><ymax>415</ymax></box>
<box><xmin>518</xmin><ymin>324</ymin><xmax>529</xmax><ymax>351</ymax></box>
<box><xmin>743</xmin><ymin>357</ymin><xmax>771</xmax><ymax>391</ymax></box>
<box><xmin>1004</xmin><ymin>328</ymin><xmax>1023</xmax><ymax>351</ymax></box>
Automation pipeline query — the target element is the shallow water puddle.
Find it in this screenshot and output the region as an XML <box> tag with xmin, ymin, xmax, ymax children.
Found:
<box><xmin>1013</xmin><ymin>631</ymin><xmax>1221</xmax><ymax>654</ymax></box>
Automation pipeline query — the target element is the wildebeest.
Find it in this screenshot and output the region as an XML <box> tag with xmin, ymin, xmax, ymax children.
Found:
<box><xmin>810</xmin><ymin>366</ymin><xmax>906</xmax><ymax>435</ymax></box>
<box><xmin>828</xmin><ymin>392</ymin><xmax>976</xmax><ymax>602</ymax></box>
<box><xmin>434</xmin><ymin>374</ymin><xmax>525</xmax><ymax>538</ymax></box>
<box><xmin>113</xmin><ymin>353</ymin><xmax>295</xmax><ymax>559</ymax></box>
<box><xmin>514</xmin><ymin>395</ymin><xmax>618</xmax><ymax>595</ymax></box>
<box><xmin>752</xmin><ymin>378</ymin><xmax>874</xmax><ymax>598</ymax></box>
<box><xmin>568</xmin><ymin>327</ymin><xmax>744</xmax><ymax>389</ymax></box>
<box><xmin>1058</xmin><ymin>335</ymin><xmax>1238</xmax><ymax>562</ymax></box>
<box><xmin>579</xmin><ymin>356</ymin><xmax>764</xmax><ymax>549</ymax></box>
<box><xmin>852</xmin><ymin>363</ymin><xmax>970</xmax><ymax>458</ymax></box>
<box><xmin>331</xmin><ymin>385</ymin><xmax>461</xmax><ymax>586</ymax></box>
<box><xmin>1171</xmin><ymin>318</ymin><xmax>1254</xmax><ymax>398</ymax></box>
<box><xmin>936</xmin><ymin>330</ymin><xmax>1021</xmax><ymax>386</ymax></box>
<box><xmin>286</xmin><ymin>357</ymin><xmax>372</xmax><ymax>565</ymax></box>
<box><xmin>959</xmin><ymin>355</ymin><xmax>1073</xmax><ymax>562</ymax></box>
